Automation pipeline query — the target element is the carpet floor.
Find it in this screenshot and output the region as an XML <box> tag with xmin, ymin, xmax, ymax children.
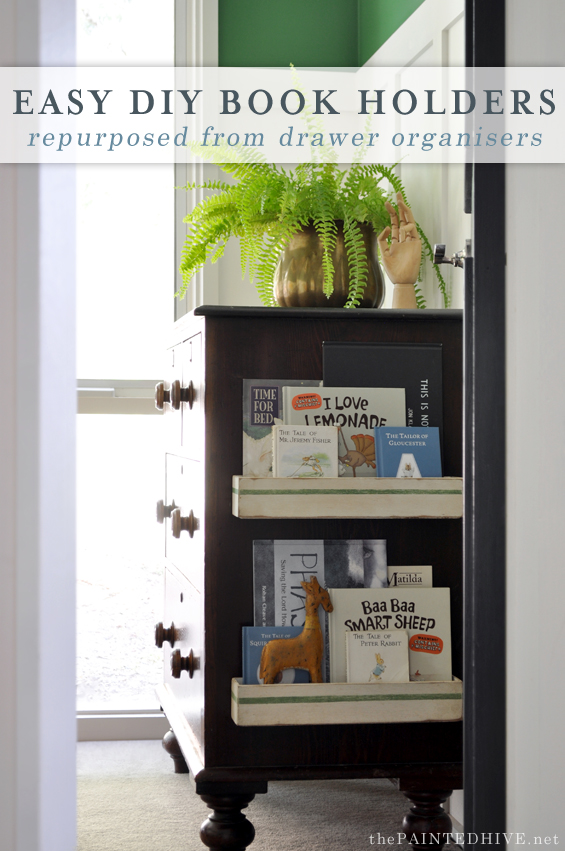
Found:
<box><xmin>77</xmin><ymin>740</ymin><xmax>459</xmax><ymax>851</ymax></box>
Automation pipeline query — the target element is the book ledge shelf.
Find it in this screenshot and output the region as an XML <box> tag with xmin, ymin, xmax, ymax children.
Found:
<box><xmin>232</xmin><ymin>476</ymin><xmax>463</xmax><ymax>520</ymax></box>
<box><xmin>231</xmin><ymin>677</ymin><xmax>463</xmax><ymax>726</ymax></box>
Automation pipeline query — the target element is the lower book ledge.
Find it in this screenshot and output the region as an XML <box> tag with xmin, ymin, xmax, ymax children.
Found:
<box><xmin>232</xmin><ymin>476</ymin><xmax>463</xmax><ymax>519</ymax></box>
<box><xmin>231</xmin><ymin>677</ymin><xmax>462</xmax><ymax>727</ymax></box>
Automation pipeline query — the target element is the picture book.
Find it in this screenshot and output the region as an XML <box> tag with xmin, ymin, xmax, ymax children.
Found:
<box><xmin>242</xmin><ymin>378</ymin><xmax>321</xmax><ymax>477</ymax></box>
<box><xmin>322</xmin><ymin>341</ymin><xmax>443</xmax><ymax>443</ymax></box>
<box><xmin>374</xmin><ymin>427</ymin><xmax>442</xmax><ymax>478</ymax></box>
<box><xmin>272</xmin><ymin>425</ymin><xmax>339</xmax><ymax>477</ymax></box>
<box><xmin>345</xmin><ymin>630</ymin><xmax>410</xmax><ymax>684</ymax></box>
<box><xmin>282</xmin><ymin>386</ymin><xmax>405</xmax><ymax>478</ymax></box>
<box><xmin>253</xmin><ymin>538</ymin><xmax>387</xmax><ymax>681</ymax></box>
<box><xmin>328</xmin><ymin>588</ymin><xmax>452</xmax><ymax>683</ymax></box>
<box><xmin>242</xmin><ymin>626</ymin><xmax>310</xmax><ymax>685</ymax></box>
<box><xmin>387</xmin><ymin>566</ymin><xmax>433</xmax><ymax>588</ymax></box>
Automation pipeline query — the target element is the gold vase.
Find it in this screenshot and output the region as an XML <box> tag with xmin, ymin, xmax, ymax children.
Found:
<box><xmin>273</xmin><ymin>221</ymin><xmax>385</xmax><ymax>308</ymax></box>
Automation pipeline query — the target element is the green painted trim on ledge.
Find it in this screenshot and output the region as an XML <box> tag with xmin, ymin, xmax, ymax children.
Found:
<box><xmin>233</xmin><ymin>691</ymin><xmax>461</xmax><ymax>706</ymax></box>
<box><xmin>233</xmin><ymin>487</ymin><xmax>462</xmax><ymax>496</ymax></box>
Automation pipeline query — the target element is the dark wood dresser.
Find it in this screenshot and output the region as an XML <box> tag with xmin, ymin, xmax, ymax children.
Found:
<box><xmin>155</xmin><ymin>306</ymin><xmax>463</xmax><ymax>850</ymax></box>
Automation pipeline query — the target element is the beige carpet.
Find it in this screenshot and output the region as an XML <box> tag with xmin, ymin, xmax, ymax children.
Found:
<box><xmin>77</xmin><ymin>740</ymin><xmax>459</xmax><ymax>851</ymax></box>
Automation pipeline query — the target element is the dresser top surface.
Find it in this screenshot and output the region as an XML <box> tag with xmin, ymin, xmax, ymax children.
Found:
<box><xmin>192</xmin><ymin>305</ymin><xmax>463</xmax><ymax>322</ymax></box>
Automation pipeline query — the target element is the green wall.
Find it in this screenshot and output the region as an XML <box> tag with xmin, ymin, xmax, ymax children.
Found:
<box><xmin>358</xmin><ymin>0</ymin><xmax>426</xmax><ymax>65</ymax></box>
<box><xmin>219</xmin><ymin>0</ymin><xmax>358</xmax><ymax>68</ymax></box>
<box><xmin>218</xmin><ymin>0</ymin><xmax>426</xmax><ymax>68</ymax></box>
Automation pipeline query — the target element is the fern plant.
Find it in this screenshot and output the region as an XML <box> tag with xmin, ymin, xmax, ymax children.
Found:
<box><xmin>178</xmin><ymin>146</ymin><xmax>448</xmax><ymax>309</ymax></box>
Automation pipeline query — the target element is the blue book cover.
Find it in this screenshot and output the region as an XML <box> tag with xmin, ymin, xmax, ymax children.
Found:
<box><xmin>374</xmin><ymin>427</ymin><xmax>442</xmax><ymax>478</ymax></box>
<box><xmin>242</xmin><ymin>626</ymin><xmax>311</xmax><ymax>685</ymax></box>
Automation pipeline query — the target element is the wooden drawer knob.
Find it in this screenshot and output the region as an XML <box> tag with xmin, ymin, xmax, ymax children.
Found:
<box><xmin>155</xmin><ymin>621</ymin><xmax>176</xmax><ymax>648</ymax></box>
<box><xmin>156</xmin><ymin>380</ymin><xmax>195</xmax><ymax>411</ymax></box>
<box><xmin>171</xmin><ymin>648</ymin><xmax>198</xmax><ymax>679</ymax></box>
<box><xmin>154</xmin><ymin>381</ymin><xmax>171</xmax><ymax>411</ymax></box>
<box><xmin>171</xmin><ymin>379</ymin><xmax>196</xmax><ymax>411</ymax></box>
<box><xmin>171</xmin><ymin>508</ymin><xmax>199</xmax><ymax>539</ymax></box>
<box><xmin>156</xmin><ymin>499</ymin><xmax>175</xmax><ymax>524</ymax></box>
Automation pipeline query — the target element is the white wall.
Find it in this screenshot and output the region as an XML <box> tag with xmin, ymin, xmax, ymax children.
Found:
<box><xmin>506</xmin><ymin>0</ymin><xmax>565</xmax><ymax>837</ymax></box>
<box><xmin>365</xmin><ymin>0</ymin><xmax>469</xmax><ymax>310</ymax></box>
<box><xmin>0</xmin><ymin>1</ymin><xmax>77</xmax><ymax>849</ymax></box>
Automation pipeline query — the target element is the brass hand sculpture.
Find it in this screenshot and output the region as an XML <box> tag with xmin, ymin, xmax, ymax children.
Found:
<box><xmin>377</xmin><ymin>192</ymin><xmax>421</xmax><ymax>309</ymax></box>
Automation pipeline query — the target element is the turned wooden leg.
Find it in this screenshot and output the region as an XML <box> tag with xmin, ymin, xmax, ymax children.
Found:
<box><xmin>162</xmin><ymin>728</ymin><xmax>189</xmax><ymax>774</ymax></box>
<box><xmin>402</xmin><ymin>789</ymin><xmax>453</xmax><ymax>849</ymax></box>
<box><xmin>199</xmin><ymin>792</ymin><xmax>256</xmax><ymax>850</ymax></box>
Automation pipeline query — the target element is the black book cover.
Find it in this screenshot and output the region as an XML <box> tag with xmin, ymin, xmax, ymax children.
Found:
<box><xmin>322</xmin><ymin>341</ymin><xmax>443</xmax><ymax>444</ymax></box>
<box><xmin>253</xmin><ymin>539</ymin><xmax>387</xmax><ymax>682</ymax></box>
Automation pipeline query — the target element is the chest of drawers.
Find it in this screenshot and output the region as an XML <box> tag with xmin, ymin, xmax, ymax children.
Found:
<box><xmin>155</xmin><ymin>306</ymin><xmax>463</xmax><ymax>851</ymax></box>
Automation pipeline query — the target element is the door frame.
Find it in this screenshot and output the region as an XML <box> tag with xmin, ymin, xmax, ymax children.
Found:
<box><xmin>464</xmin><ymin>0</ymin><xmax>506</xmax><ymax>834</ymax></box>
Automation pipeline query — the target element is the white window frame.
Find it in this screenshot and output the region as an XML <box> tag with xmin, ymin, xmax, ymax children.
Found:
<box><xmin>174</xmin><ymin>0</ymin><xmax>220</xmax><ymax>319</ymax></box>
<box><xmin>75</xmin><ymin>0</ymin><xmax>219</xmax><ymax>740</ymax></box>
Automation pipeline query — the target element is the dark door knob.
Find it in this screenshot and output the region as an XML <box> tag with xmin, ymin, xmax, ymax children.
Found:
<box><xmin>433</xmin><ymin>241</ymin><xmax>470</xmax><ymax>268</ymax></box>
<box><xmin>155</xmin><ymin>622</ymin><xmax>176</xmax><ymax>648</ymax></box>
<box><xmin>156</xmin><ymin>499</ymin><xmax>176</xmax><ymax>524</ymax></box>
<box><xmin>433</xmin><ymin>244</ymin><xmax>446</xmax><ymax>264</ymax></box>
<box><xmin>171</xmin><ymin>648</ymin><xmax>198</xmax><ymax>679</ymax></box>
<box><xmin>171</xmin><ymin>508</ymin><xmax>199</xmax><ymax>539</ymax></box>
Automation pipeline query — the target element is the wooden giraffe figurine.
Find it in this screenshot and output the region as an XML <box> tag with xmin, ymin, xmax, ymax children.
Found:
<box><xmin>259</xmin><ymin>576</ymin><xmax>333</xmax><ymax>684</ymax></box>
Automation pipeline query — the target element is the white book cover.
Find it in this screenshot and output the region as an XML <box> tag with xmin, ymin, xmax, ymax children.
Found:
<box><xmin>328</xmin><ymin>588</ymin><xmax>452</xmax><ymax>683</ymax></box>
<box><xmin>387</xmin><ymin>566</ymin><xmax>433</xmax><ymax>588</ymax></box>
<box><xmin>272</xmin><ymin>425</ymin><xmax>338</xmax><ymax>477</ymax></box>
<box><xmin>282</xmin><ymin>386</ymin><xmax>406</xmax><ymax>477</ymax></box>
<box><xmin>346</xmin><ymin>630</ymin><xmax>410</xmax><ymax>683</ymax></box>
<box><xmin>242</xmin><ymin>379</ymin><xmax>321</xmax><ymax>477</ymax></box>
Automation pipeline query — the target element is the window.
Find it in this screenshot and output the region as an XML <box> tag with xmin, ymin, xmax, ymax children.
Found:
<box><xmin>76</xmin><ymin>0</ymin><xmax>174</xmax><ymax>712</ymax></box>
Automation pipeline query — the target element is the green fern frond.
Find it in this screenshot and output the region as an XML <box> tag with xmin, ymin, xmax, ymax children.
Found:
<box><xmin>177</xmin><ymin>180</ymin><xmax>232</xmax><ymax>193</ymax></box>
<box><xmin>413</xmin><ymin>282</ymin><xmax>427</xmax><ymax>309</ymax></box>
<box><xmin>342</xmin><ymin>216</ymin><xmax>369</xmax><ymax>308</ymax></box>
<box><xmin>253</xmin><ymin>215</ymin><xmax>307</xmax><ymax>306</ymax></box>
<box><xmin>186</xmin><ymin>138</ymin><xmax>267</xmax><ymax>168</ymax></box>
<box><xmin>311</xmin><ymin>164</ymin><xmax>339</xmax><ymax>296</ymax></box>
<box><xmin>178</xmin><ymin>217</ymin><xmax>233</xmax><ymax>298</ymax></box>
<box><xmin>289</xmin><ymin>65</ymin><xmax>336</xmax><ymax>164</ymax></box>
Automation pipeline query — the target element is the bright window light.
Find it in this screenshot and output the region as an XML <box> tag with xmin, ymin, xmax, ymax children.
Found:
<box><xmin>76</xmin><ymin>415</ymin><xmax>164</xmax><ymax>711</ymax></box>
<box><xmin>76</xmin><ymin>0</ymin><xmax>174</xmax><ymax>711</ymax></box>
<box><xmin>76</xmin><ymin>164</ymin><xmax>172</xmax><ymax>380</ymax></box>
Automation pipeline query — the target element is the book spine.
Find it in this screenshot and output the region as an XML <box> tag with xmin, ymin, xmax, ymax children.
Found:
<box><xmin>281</xmin><ymin>386</ymin><xmax>292</xmax><ymax>425</ymax></box>
<box><xmin>374</xmin><ymin>430</ymin><xmax>384</xmax><ymax>478</ymax></box>
<box><xmin>242</xmin><ymin>632</ymin><xmax>252</xmax><ymax>684</ymax></box>
<box><xmin>272</xmin><ymin>426</ymin><xmax>278</xmax><ymax>477</ymax></box>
